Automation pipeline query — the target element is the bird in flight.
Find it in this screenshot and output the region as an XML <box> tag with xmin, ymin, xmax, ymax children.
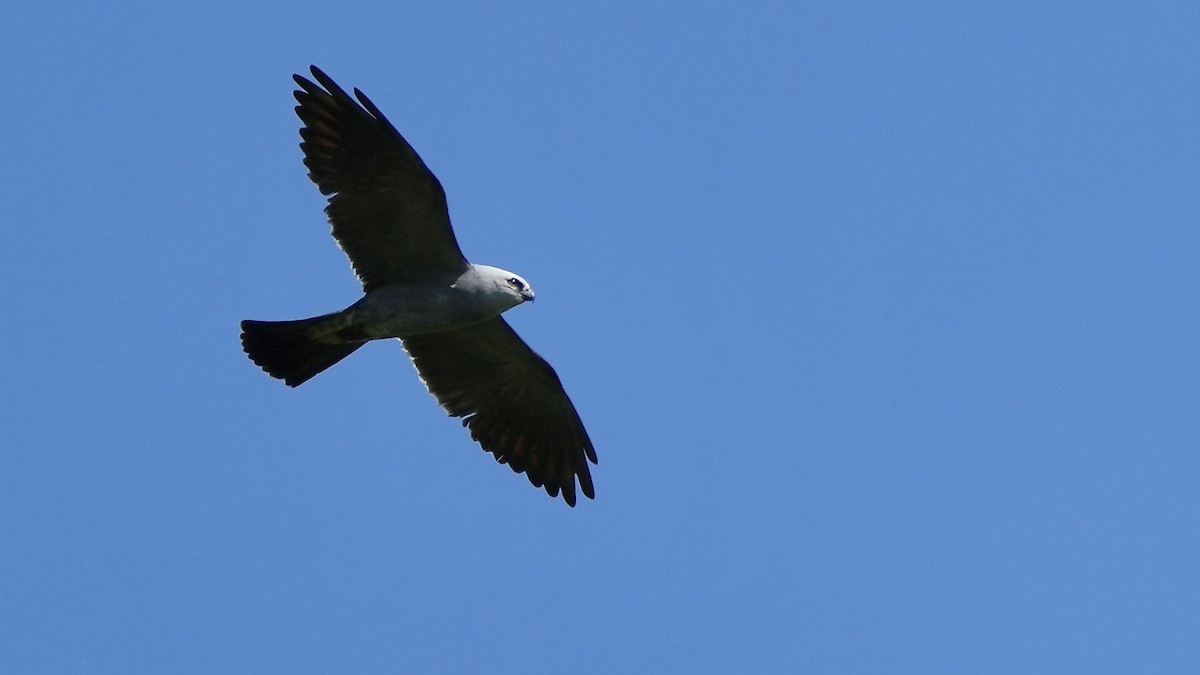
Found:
<box><xmin>241</xmin><ymin>66</ymin><xmax>597</xmax><ymax>506</ymax></box>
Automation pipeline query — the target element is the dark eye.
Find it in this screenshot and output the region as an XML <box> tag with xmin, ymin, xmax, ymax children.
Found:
<box><xmin>508</xmin><ymin>277</ymin><xmax>525</xmax><ymax>290</ymax></box>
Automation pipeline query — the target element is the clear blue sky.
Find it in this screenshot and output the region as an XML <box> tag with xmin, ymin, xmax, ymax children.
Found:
<box><xmin>3</xmin><ymin>2</ymin><xmax>1198</xmax><ymax>672</ymax></box>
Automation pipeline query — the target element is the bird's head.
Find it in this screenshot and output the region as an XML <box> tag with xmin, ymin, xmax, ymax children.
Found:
<box><xmin>467</xmin><ymin>264</ymin><xmax>535</xmax><ymax>310</ymax></box>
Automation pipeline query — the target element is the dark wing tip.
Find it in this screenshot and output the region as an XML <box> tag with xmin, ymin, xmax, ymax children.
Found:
<box><xmin>292</xmin><ymin>65</ymin><xmax>330</xmax><ymax>93</ymax></box>
<box><xmin>293</xmin><ymin>66</ymin><xmax>354</xmax><ymax>109</ymax></box>
<box><xmin>578</xmin><ymin>466</ymin><xmax>596</xmax><ymax>501</ymax></box>
<box><xmin>353</xmin><ymin>87</ymin><xmax>389</xmax><ymax>124</ymax></box>
<box><xmin>306</xmin><ymin>65</ymin><xmax>336</xmax><ymax>91</ymax></box>
<box><xmin>560</xmin><ymin>484</ymin><xmax>578</xmax><ymax>508</ymax></box>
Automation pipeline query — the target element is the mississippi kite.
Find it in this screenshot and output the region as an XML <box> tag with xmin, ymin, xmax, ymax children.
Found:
<box><xmin>241</xmin><ymin>66</ymin><xmax>597</xmax><ymax>506</ymax></box>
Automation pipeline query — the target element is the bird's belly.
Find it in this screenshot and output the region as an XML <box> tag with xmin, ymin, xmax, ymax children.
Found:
<box><xmin>343</xmin><ymin>285</ymin><xmax>496</xmax><ymax>338</ymax></box>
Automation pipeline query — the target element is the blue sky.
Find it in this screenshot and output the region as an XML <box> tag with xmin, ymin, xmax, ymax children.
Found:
<box><xmin>3</xmin><ymin>1</ymin><xmax>1198</xmax><ymax>672</ymax></box>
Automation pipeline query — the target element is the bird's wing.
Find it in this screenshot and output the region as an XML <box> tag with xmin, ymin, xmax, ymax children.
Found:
<box><xmin>293</xmin><ymin>66</ymin><xmax>469</xmax><ymax>289</ymax></box>
<box><xmin>402</xmin><ymin>318</ymin><xmax>597</xmax><ymax>506</ymax></box>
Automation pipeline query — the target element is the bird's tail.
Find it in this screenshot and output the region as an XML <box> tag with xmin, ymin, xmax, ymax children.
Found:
<box><xmin>240</xmin><ymin>314</ymin><xmax>363</xmax><ymax>387</ymax></box>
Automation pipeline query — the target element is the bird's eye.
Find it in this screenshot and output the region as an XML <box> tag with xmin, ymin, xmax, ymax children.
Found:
<box><xmin>508</xmin><ymin>277</ymin><xmax>525</xmax><ymax>290</ymax></box>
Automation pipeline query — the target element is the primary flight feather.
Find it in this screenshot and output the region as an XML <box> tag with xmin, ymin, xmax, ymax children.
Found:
<box><xmin>240</xmin><ymin>66</ymin><xmax>597</xmax><ymax>506</ymax></box>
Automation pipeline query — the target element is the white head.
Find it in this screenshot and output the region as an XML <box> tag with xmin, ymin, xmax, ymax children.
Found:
<box><xmin>460</xmin><ymin>264</ymin><xmax>536</xmax><ymax>311</ymax></box>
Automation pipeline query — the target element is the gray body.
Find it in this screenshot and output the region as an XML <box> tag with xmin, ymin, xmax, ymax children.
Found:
<box><xmin>240</xmin><ymin>67</ymin><xmax>596</xmax><ymax>506</ymax></box>
<box><xmin>315</xmin><ymin>265</ymin><xmax>534</xmax><ymax>342</ymax></box>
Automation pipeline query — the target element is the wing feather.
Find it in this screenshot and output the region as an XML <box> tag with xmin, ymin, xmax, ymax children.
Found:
<box><xmin>403</xmin><ymin>318</ymin><xmax>597</xmax><ymax>506</ymax></box>
<box><xmin>293</xmin><ymin>66</ymin><xmax>468</xmax><ymax>288</ymax></box>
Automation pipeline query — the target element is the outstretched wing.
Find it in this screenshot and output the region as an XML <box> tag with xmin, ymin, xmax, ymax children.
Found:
<box><xmin>402</xmin><ymin>318</ymin><xmax>597</xmax><ymax>506</ymax></box>
<box><xmin>293</xmin><ymin>66</ymin><xmax>469</xmax><ymax>289</ymax></box>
